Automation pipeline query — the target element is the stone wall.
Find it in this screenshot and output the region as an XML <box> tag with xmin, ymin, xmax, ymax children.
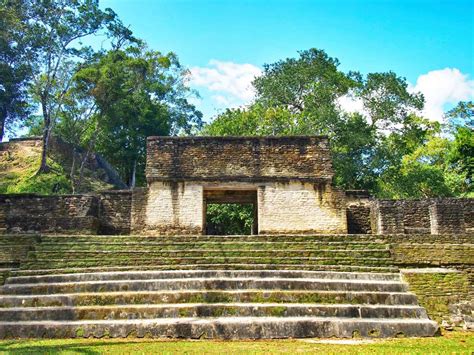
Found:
<box><xmin>355</xmin><ymin>198</ymin><xmax>473</xmax><ymax>235</ymax></box>
<box><xmin>402</xmin><ymin>200</ymin><xmax>431</xmax><ymax>234</ymax></box>
<box><xmin>372</xmin><ymin>200</ymin><xmax>405</xmax><ymax>234</ymax></box>
<box><xmin>146</xmin><ymin>136</ymin><xmax>334</xmax><ymax>183</ymax></box>
<box><xmin>430</xmin><ymin>200</ymin><xmax>466</xmax><ymax>235</ymax></box>
<box><xmin>464</xmin><ymin>199</ymin><xmax>474</xmax><ymax>232</ymax></box>
<box><xmin>2</xmin><ymin>191</ymin><xmax>472</xmax><ymax>236</ymax></box>
<box><xmin>98</xmin><ymin>190</ymin><xmax>132</xmax><ymax>235</ymax></box>
<box><xmin>144</xmin><ymin>181</ymin><xmax>204</xmax><ymax>234</ymax></box>
<box><xmin>0</xmin><ymin>191</ymin><xmax>134</xmax><ymax>235</ymax></box>
<box><xmin>258</xmin><ymin>182</ymin><xmax>347</xmax><ymax>234</ymax></box>
<box><xmin>345</xmin><ymin>190</ymin><xmax>372</xmax><ymax>234</ymax></box>
<box><xmin>137</xmin><ymin>181</ymin><xmax>348</xmax><ymax>235</ymax></box>
<box><xmin>402</xmin><ymin>270</ymin><xmax>472</xmax><ymax>330</ymax></box>
<box><xmin>130</xmin><ymin>187</ymin><xmax>148</xmax><ymax>234</ymax></box>
<box><xmin>0</xmin><ymin>194</ymin><xmax>99</xmax><ymax>234</ymax></box>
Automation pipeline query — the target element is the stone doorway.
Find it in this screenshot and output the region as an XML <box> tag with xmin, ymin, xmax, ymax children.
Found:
<box><xmin>203</xmin><ymin>189</ymin><xmax>258</xmax><ymax>235</ymax></box>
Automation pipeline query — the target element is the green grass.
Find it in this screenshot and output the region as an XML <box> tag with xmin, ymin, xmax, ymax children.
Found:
<box><xmin>0</xmin><ymin>331</ymin><xmax>472</xmax><ymax>354</ymax></box>
<box><xmin>0</xmin><ymin>141</ymin><xmax>114</xmax><ymax>195</ymax></box>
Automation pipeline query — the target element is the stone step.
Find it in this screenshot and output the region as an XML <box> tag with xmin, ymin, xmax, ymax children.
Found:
<box><xmin>0</xmin><ymin>304</ymin><xmax>428</xmax><ymax>321</ymax></box>
<box><xmin>0</xmin><ymin>262</ymin><xmax>19</xmax><ymax>269</ymax></box>
<box><xmin>5</xmin><ymin>270</ymin><xmax>402</xmax><ymax>285</ymax></box>
<box><xmin>10</xmin><ymin>264</ymin><xmax>399</xmax><ymax>276</ymax></box>
<box><xmin>30</xmin><ymin>249</ymin><xmax>391</xmax><ymax>259</ymax></box>
<box><xmin>0</xmin><ymin>317</ymin><xmax>439</xmax><ymax>339</ymax></box>
<box><xmin>0</xmin><ymin>268</ymin><xmax>15</xmax><ymax>286</ymax></box>
<box><xmin>37</xmin><ymin>234</ymin><xmax>385</xmax><ymax>242</ymax></box>
<box><xmin>15</xmin><ymin>234</ymin><xmax>471</xmax><ymax>243</ymax></box>
<box><xmin>35</xmin><ymin>241</ymin><xmax>389</xmax><ymax>250</ymax></box>
<box><xmin>21</xmin><ymin>257</ymin><xmax>395</xmax><ymax>269</ymax></box>
<box><xmin>0</xmin><ymin>290</ymin><xmax>420</xmax><ymax>307</ymax></box>
<box><xmin>0</xmin><ymin>277</ymin><xmax>408</xmax><ymax>295</ymax></box>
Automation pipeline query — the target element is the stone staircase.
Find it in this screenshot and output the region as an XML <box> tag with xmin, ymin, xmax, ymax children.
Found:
<box><xmin>0</xmin><ymin>234</ymin><xmax>439</xmax><ymax>339</ymax></box>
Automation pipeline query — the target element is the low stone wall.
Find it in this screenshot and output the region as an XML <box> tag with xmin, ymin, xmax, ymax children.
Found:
<box><xmin>347</xmin><ymin>197</ymin><xmax>473</xmax><ymax>235</ymax></box>
<box><xmin>402</xmin><ymin>200</ymin><xmax>431</xmax><ymax>234</ymax></box>
<box><xmin>345</xmin><ymin>190</ymin><xmax>372</xmax><ymax>234</ymax></box>
<box><xmin>98</xmin><ymin>190</ymin><xmax>132</xmax><ymax>234</ymax></box>
<box><xmin>0</xmin><ymin>192</ymin><xmax>133</xmax><ymax>235</ymax></box>
<box><xmin>0</xmin><ymin>194</ymin><xmax>99</xmax><ymax>234</ymax></box>
<box><xmin>130</xmin><ymin>187</ymin><xmax>148</xmax><ymax>234</ymax></box>
<box><xmin>402</xmin><ymin>270</ymin><xmax>473</xmax><ymax>330</ymax></box>
<box><xmin>1</xmin><ymin>190</ymin><xmax>472</xmax><ymax>236</ymax></box>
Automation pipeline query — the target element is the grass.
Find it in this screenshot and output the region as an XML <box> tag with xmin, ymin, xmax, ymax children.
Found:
<box><xmin>0</xmin><ymin>139</ymin><xmax>114</xmax><ymax>195</ymax></box>
<box><xmin>0</xmin><ymin>331</ymin><xmax>472</xmax><ymax>354</ymax></box>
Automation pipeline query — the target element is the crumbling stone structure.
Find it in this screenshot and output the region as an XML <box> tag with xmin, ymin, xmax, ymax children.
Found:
<box><xmin>142</xmin><ymin>136</ymin><xmax>347</xmax><ymax>234</ymax></box>
<box><xmin>346</xmin><ymin>195</ymin><xmax>473</xmax><ymax>235</ymax></box>
<box><xmin>1</xmin><ymin>135</ymin><xmax>472</xmax><ymax>236</ymax></box>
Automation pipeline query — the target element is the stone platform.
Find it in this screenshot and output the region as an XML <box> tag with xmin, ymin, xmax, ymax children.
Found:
<box><xmin>0</xmin><ymin>234</ymin><xmax>441</xmax><ymax>339</ymax></box>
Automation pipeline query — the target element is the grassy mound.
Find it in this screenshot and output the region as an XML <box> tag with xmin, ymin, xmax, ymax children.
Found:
<box><xmin>0</xmin><ymin>138</ymin><xmax>123</xmax><ymax>195</ymax></box>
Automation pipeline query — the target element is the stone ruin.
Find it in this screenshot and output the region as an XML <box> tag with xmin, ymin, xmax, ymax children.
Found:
<box><xmin>144</xmin><ymin>136</ymin><xmax>346</xmax><ymax>235</ymax></box>
<box><xmin>0</xmin><ymin>135</ymin><xmax>472</xmax><ymax>339</ymax></box>
<box><xmin>1</xmin><ymin>135</ymin><xmax>472</xmax><ymax>236</ymax></box>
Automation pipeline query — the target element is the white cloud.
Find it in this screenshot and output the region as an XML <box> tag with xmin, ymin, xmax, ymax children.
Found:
<box><xmin>337</xmin><ymin>92</ymin><xmax>365</xmax><ymax>115</ymax></box>
<box><xmin>190</xmin><ymin>60</ymin><xmax>262</xmax><ymax>106</ymax></box>
<box><xmin>409</xmin><ymin>68</ymin><xmax>474</xmax><ymax>122</ymax></box>
<box><xmin>211</xmin><ymin>95</ymin><xmax>232</xmax><ymax>106</ymax></box>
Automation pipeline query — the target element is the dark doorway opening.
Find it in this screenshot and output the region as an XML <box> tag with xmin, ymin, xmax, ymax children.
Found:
<box><xmin>203</xmin><ymin>189</ymin><xmax>258</xmax><ymax>235</ymax></box>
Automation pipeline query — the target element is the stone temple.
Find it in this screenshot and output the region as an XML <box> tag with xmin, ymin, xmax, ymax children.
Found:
<box><xmin>144</xmin><ymin>136</ymin><xmax>346</xmax><ymax>235</ymax></box>
<box><xmin>0</xmin><ymin>135</ymin><xmax>472</xmax><ymax>339</ymax></box>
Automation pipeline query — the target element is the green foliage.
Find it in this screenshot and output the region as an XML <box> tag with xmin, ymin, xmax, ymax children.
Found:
<box><xmin>0</xmin><ymin>0</ymin><xmax>36</xmax><ymax>140</ymax></box>
<box><xmin>202</xmin><ymin>104</ymin><xmax>301</xmax><ymax>136</ymax></box>
<box><xmin>253</xmin><ymin>48</ymin><xmax>355</xmax><ymax>115</ymax></box>
<box><xmin>206</xmin><ymin>204</ymin><xmax>254</xmax><ymax>235</ymax></box>
<box><xmin>448</xmin><ymin>126</ymin><xmax>473</xmax><ymax>188</ymax></box>
<box><xmin>204</xmin><ymin>48</ymin><xmax>471</xmax><ymax>198</ymax></box>
<box><xmin>20</xmin><ymin>0</ymin><xmax>137</xmax><ymax>173</ymax></box>
<box><xmin>446</xmin><ymin>100</ymin><xmax>473</xmax><ymax>127</ymax></box>
<box><xmin>73</xmin><ymin>46</ymin><xmax>202</xmax><ymax>187</ymax></box>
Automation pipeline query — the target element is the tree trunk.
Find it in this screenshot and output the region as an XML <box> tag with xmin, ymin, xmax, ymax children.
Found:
<box><xmin>0</xmin><ymin>107</ymin><xmax>6</xmax><ymax>142</ymax></box>
<box><xmin>70</xmin><ymin>147</ymin><xmax>77</xmax><ymax>194</ymax></box>
<box><xmin>129</xmin><ymin>159</ymin><xmax>137</xmax><ymax>189</ymax></box>
<box><xmin>77</xmin><ymin>123</ymin><xmax>99</xmax><ymax>192</ymax></box>
<box><xmin>37</xmin><ymin>98</ymin><xmax>51</xmax><ymax>174</ymax></box>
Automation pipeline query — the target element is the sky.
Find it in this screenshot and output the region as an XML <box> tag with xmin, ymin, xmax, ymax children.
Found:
<box><xmin>102</xmin><ymin>0</ymin><xmax>474</xmax><ymax>123</ymax></box>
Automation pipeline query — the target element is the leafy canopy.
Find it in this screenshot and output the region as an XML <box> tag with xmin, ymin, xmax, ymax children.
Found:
<box><xmin>204</xmin><ymin>48</ymin><xmax>471</xmax><ymax>199</ymax></box>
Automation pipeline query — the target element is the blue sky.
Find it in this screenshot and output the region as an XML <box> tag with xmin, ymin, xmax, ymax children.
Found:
<box><xmin>101</xmin><ymin>0</ymin><xmax>474</xmax><ymax>122</ymax></box>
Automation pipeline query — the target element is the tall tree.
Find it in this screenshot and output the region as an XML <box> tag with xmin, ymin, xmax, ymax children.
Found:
<box><xmin>446</xmin><ymin>101</ymin><xmax>474</xmax><ymax>189</ymax></box>
<box><xmin>74</xmin><ymin>46</ymin><xmax>202</xmax><ymax>187</ymax></box>
<box><xmin>0</xmin><ymin>0</ymin><xmax>35</xmax><ymax>140</ymax></box>
<box><xmin>25</xmin><ymin>0</ymin><xmax>135</xmax><ymax>173</ymax></box>
<box><xmin>205</xmin><ymin>48</ymin><xmax>427</xmax><ymax>194</ymax></box>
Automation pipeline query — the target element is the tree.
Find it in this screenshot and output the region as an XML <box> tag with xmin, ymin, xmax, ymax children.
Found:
<box><xmin>24</xmin><ymin>0</ymin><xmax>135</xmax><ymax>173</ymax></box>
<box><xmin>73</xmin><ymin>46</ymin><xmax>202</xmax><ymax>187</ymax></box>
<box><xmin>356</xmin><ymin>72</ymin><xmax>424</xmax><ymax>130</ymax></box>
<box><xmin>444</xmin><ymin>101</ymin><xmax>473</xmax><ymax>193</ymax></box>
<box><xmin>202</xmin><ymin>104</ymin><xmax>301</xmax><ymax>136</ymax></box>
<box><xmin>0</xmin><ymin>0</ymin><xmax>36</xmax><ymax>140</ymax></box>
<box><xmin>206</xmin><ymin>204</ymin><xmax>253</xmax><ymax>235</ymax></box>
<box><xmin>253</xmin><ymin>48</ymin><xmax>355</xmax><ymax>116</ymax></box>
<box><xmin>446</xmin><ymin>100</ymin><xmax>473</xmax><ymax>128</ymax></box>
<box><xmin>206</xmin><ymin>49</ymin><xmax>426</xmax><ymax>194</ymax></box>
